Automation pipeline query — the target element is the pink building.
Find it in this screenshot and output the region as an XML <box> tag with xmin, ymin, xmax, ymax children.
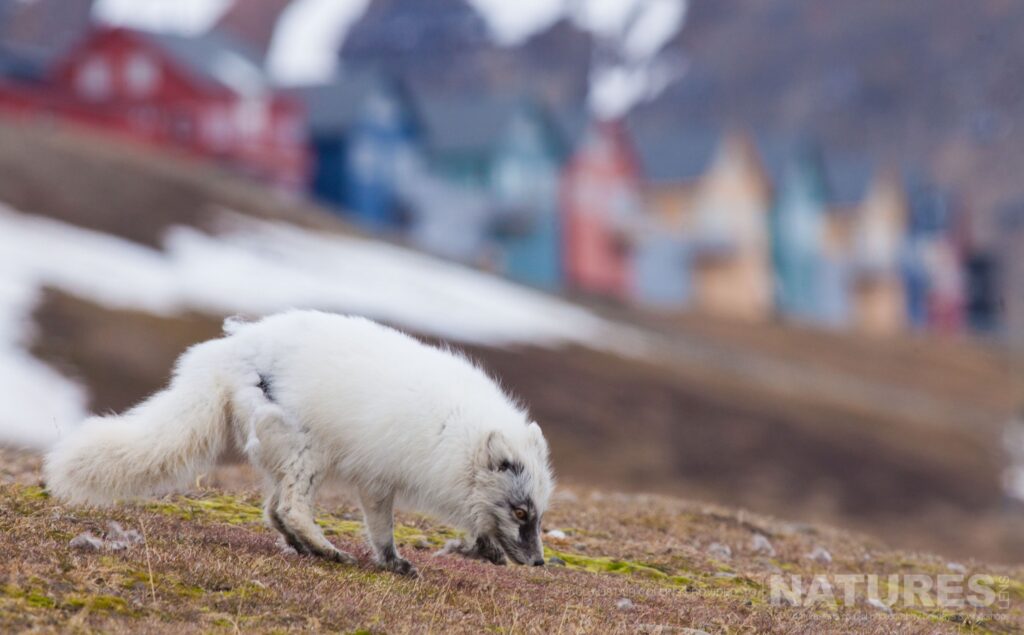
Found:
<box><xmin>560</xmin><ymin>121</ymin><xmax>644</xmax><ymax>299</ymax></box>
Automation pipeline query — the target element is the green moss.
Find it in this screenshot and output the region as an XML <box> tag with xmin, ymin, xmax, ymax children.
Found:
<box><xmin>546</xmin><ymin>548</ymin><xmax>669</xmax><ymax>580</ymax></box>
<box><xmin>62</xmin><ymin>597</ymin><xmax>87</xmax><ymax>610</ymax></box>
<box><xmin>543</xmin><ymin>547</ymin><xmax>765</xmax><ymax>601</ymax></box>
<box><xmin>24</xmin><ymin>592</ymin><xmax>55</xmax><ymax>609</ymax></box>
<box><xmin>146</xmin><ymin>493</ymin><xmax>457</xmax><ymax>548</ymax></box>
<box><xmin>2</xmin><ymin>584</ymin><xmax>55</xmax><ymax>610</ymax></box>
<box><xmin>86</xmin><ymin>595</ymin><xmax>131</xmax><ymax>614</ymax></box>
<box><xmin>982</xmin><ymin>576</ymin><xmax>1024</xmax><ymax>600</ymax></box>
<box><xmin>147</xmin><ymin>495</ymin><xmax>264</xmax><ymax>524</ymax></box>
<box><xmin>18</xmin><ymin>485</ymin><xmax>50</xmax><ymax>501</ymax></box>
<box><xmin>172</xmin><ymin>581</ymin><xmax>205</xmax><ymax>599</ymax></box>
<box><xmin>2</xmin><ymin>584</ymin><xmax>23</xmax><ymax>599</ymax></box>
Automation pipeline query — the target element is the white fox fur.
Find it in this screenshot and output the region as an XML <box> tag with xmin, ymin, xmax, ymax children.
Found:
<box><xmin>45</xmin><ymin>311</ymin><xmax>554</xmax><ymax>574</ymax></box>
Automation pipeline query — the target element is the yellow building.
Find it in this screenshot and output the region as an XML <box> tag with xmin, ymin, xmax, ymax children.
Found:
<box><xmin>689</xmin><ymin>131</ymin><xmax>774</xmax><ymax>322</ymax></box>
<box><xmin>851</xmin><ymin>171</ymin><xmax>910</xmax><ymax>336</ymax></box>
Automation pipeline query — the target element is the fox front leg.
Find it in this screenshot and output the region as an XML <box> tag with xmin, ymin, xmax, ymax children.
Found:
<box><xmin>359</xmin><ymin>488</ymin><xmax>418</xmax><ymax>577</ymax></box>
<box><xmin>438</xmin><ymin>536</ymin><xmax>507</xmax><ymax>565</ymax></box>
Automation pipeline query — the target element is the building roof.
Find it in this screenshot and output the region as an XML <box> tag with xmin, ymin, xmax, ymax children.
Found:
<box><xmin>627</xmin><ymin>122</ymin><xmax>719</xmax><ymax>185</ymax></box>
<box><xmin>416</xmin><ymin>93</ymin><xmax>522</xmax><ymax>156</ymax></box>
<box><xmin>0</xmin><ymin>0</ymin><xmax>93</xmax><ymax>71</ymax></box>
<box><xmin>415</xmin><ymin>92</ymin><xmax>564</xmax><ymax>159</ymax></box>
<box><xmin>287</xmin><ymin>69</ymin><xmax>393</xmax><ymax>134</ymax></box>
<box><xmin>823</xmin><ymin>154</ymin><xmax>874</xmax><ymax>207</ymax></box>
<box><xmin>133</xmin><ymin>28</ymin><xmax>268</xmax><ymax>96</ymax></box>
<box><xmin>214</xmin><ymin>0</ymin><xmax>292</xmax><ymax>62</ymax></box>
<box><xmin>759</xmin><ymin>135</ymin><xmax>873</xmax><ymax>207</ymax></box>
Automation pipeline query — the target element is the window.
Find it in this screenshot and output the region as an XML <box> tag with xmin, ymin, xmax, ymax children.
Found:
<box><xmin>234</xmin><ymin>98</ymin><xmax>268</xmax><ymax>140</ymax></box>
<box><xmin>202</xmin><ymin>107</ymin><xmax>232</xmax><ymax>150</ymax></box>
<box><xmin>75</xmin><ymin>56</ymin><xmax>111</xmax><ymax>101</ymax></box>
<box><xmin>125</xmin><ymin>52</ymin><xmax>160</xmax><ymax>98</ymax></box>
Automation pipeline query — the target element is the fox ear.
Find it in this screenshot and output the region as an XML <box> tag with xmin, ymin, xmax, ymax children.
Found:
<box><xmin>527</xmin><ymin>422</ymin><xmax>549</xmax><ymax>458</ymax></box>
<box><xmin>484</xmin><ymin>430</ymin><xmax>514</xmax><ymax>471</ymax></box>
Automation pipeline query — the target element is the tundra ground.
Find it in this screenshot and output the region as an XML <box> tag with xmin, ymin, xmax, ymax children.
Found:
<box><xmin>1</xmin><ymin>448</ymin><xmax>1022</xmax><ymax>634</ymax></box>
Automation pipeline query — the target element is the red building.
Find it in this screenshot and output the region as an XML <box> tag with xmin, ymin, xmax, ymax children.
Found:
<box><xmin>560</xmin><ymin>120</ymin><xmax>643</xmax><ymax>299</ymax></box>
<box><xmin>0</xmin><ymin>26</ymin><xmax>307</xmax><ymax>189</ymax></box>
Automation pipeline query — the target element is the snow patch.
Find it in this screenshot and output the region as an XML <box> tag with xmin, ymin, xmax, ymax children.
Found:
<box><xmin>468</xmin><ymin>0</ymin><xmax>564</xmax><ymax>45</ymax></box>
<box><xmin>92</xmin><ymin>0</ymin><xmax>233</xmax><ymax>35</ymax></box>
<box><xmin>0</xmin><ymin>206</ymin><xmax>631</xmax><ymax>449</ymax></box>
<box><xmin>266</xmin><ymin>0</ymin><xmax>371</xmax><ymax>86</ymax></box>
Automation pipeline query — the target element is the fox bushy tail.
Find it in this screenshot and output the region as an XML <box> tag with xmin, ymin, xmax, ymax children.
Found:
<box><xmin>44</xmin><ymin>338</ymin><xmax>238</xmax><ymax>505</ymax></box>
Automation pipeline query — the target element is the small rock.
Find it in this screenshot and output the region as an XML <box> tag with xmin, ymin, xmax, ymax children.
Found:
<box><xmin>782</xmin><ymin>522</ymin><xmax>816</xmax><ymax>535</ymax></box>
<box><xmin>545</xmin><ymin>529</ymin><xmax>567</xmax><ymax>540</ymax></box>
<box><xmin>615</xmin><ymin>598</ymin><xmax>634</xmax><ymax>611</ymax></box>
<box><xmin>413</xmin><ymin>538</ymin><xmax>431</xmax><ymax>550</ymax></box>
<box><xmin>750</xmin><ymin>534</ymin><xmax>775</xmax><ymax>556</ymax></box>
<box><xmin>947</xmin><ymin>562</ymin><xmax>967</xmax><ymax>574</ymax></box>
<box><xmin>101</xmin><ymin>522</ymin><xmax>142</xmax><ymax>552</ymax></box>
<box><xmin>69</xmin><ymin>532</ymin><xmax>104</xmax><ymax>551</ymax></box>
<box><xmin>867</xmin><ymin>597</ymin><xmax>892</xmax><ymax>613</ymax></box>
<box><xmin>707</xmin><ymin>542</ymin><xmax>732</xmax><ymax>561</ymax></box>
<box><xmin>806</xmin><ymin>546</ymin><xmax>832</xmax><ymax>564</ymax></box>
<box><xmin>573</xmin><ymin>542</ymin><xmax>587</xmax><ymax>551</ymax></box>
<box><xmin>713</xmin><ymin>571</ymin><xmax>737</xmax><ymax>579</ymax></box>
<box><xmin>548</xmin><ymin>556</ymin><xmax>566</xmax><ymax>566</ymax></box>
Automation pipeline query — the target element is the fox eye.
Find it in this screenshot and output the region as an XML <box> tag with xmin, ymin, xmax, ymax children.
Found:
<box><xmin>513</xmin><ymin>508</ymin><xmax>528</xmax><ymax>522</ymax></box>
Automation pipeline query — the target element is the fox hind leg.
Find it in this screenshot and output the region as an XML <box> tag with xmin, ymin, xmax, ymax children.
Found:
<box><xmin>264</xmin><ymin>488</ymin><xmax>309</xmax><ymax>555</ymax></box>
<box><xmin>272</xmin><ymin>455</ymin><xmax>356</xmax><ymax>565</ymax></box>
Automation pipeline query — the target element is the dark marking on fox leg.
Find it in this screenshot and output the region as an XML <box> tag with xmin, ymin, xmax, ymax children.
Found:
<box><xmin>269</xmin><ymin>507</ymin><xmax>310</xmax><ymax>555</ymax></box>
<box><xmin>359</xmin><ymin>488</ymin><xmax>417</xmax><ymax>577</ymax></box>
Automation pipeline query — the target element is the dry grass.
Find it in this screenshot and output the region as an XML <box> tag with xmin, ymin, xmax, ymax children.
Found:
<box><xmin>1</xmin><ymin>448</ymin><xmax>1021</xmax><ymax>634</ymax></box>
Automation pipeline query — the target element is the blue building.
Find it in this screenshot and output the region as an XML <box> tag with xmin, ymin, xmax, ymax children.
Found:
<box><xmin>292</xmin><ymin>70</ymin><xmax>417</xmax><ymax>231</ymax></box>
<box><xmin>769</xmin><ymin>143</ymin><xmax>872</xmax><ymax>327</ymax></box>
<box><xmin>771</xmin><ymin>144</ymin><xmax>831</xmax><ymax>323</ymax></box>
<box><xmin>626</xmin><ymin>123</ymin><xmax>719</xmax><ymax>309</ymax></box>
<box><xmin>415</xmin><ymin>94</ymin><xmax>565</xmax><ymax>289</ymax></box>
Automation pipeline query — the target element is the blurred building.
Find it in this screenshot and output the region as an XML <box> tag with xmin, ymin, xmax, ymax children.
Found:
<box><xmin>292</xmin><ymin>69</ymin><xmax>416</xmax><ymax>230</ymax></box>
<box><xmin>561</xmin><ymin>120</ymin><xmax>642</xmax><ymax>300</ymax></box>
<box><xmin>0</xmin><ymin>25</ymin><xmax>308</xmax><ymax>189</ymax></box>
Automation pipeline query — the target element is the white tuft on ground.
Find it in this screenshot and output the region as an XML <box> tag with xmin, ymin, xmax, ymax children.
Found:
<box><xmin>0</xmin><ymin>205</ymin><xmax>633</xmax><ymax>450</ymax></box>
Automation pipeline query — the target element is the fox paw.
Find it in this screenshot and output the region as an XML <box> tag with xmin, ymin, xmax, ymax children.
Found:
<box><xmin>325</xmin><ymin>548</ymin><xmax>358</xmax><ymax>565</ymax></box>
<box><xmin>380</xmin><ymin>556</ymin><xmax>419</xmax><ymax>578</ymax></box>
<box><xmin>435</xmin><ymin>538</ymin><xmax>506</xmax><ymax>565</ymax></box>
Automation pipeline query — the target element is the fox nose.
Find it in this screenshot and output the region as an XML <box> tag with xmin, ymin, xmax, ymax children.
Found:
<box><xmin>532</xmin><ymin>557</ymin><xmax>545</xmax><ymax>566</ymax></box>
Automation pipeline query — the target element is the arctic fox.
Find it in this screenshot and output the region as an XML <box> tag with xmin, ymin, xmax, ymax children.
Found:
<box><xmin>44</xmin><ymin>311</ymin><xmax>554</xmax><ymax>576</ymax></box>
